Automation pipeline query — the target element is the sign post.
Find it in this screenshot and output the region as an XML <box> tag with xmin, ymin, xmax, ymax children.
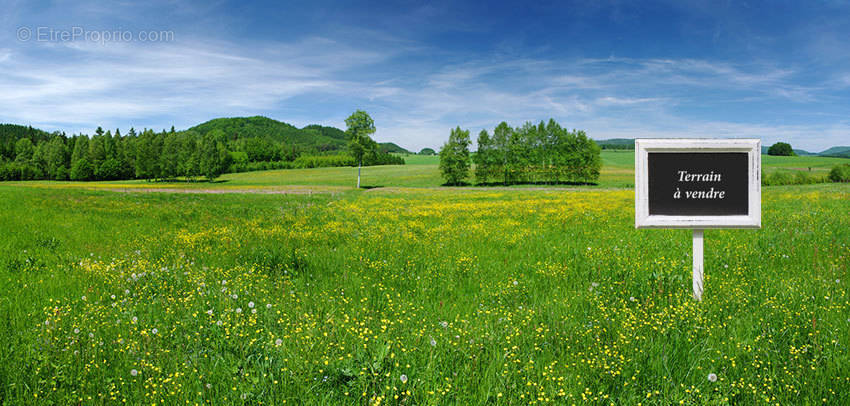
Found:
<box><xmin>635</xmin><ymin>139</ymin><xmax>761</xmax><ymax>301</ymax></box>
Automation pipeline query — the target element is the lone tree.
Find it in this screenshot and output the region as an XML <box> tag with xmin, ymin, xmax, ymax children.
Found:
<box><xmin>768</xmin><ymin>142</ymin><xmax>795</xmax><ymax>156</ymax></box>
<box><xmin>419</xmin><ymin>147</ymin><xmax>436</xmax><ymax>155</ymax></box>
<box><xmin>439</xmin><ymin>126</ymin><xmax>471</xmax><ymax>185</ymax></box>
<box><xmin>345</xmin><ymin>110</ymin><xmax>377</xmax><ymax>188</ymax></box>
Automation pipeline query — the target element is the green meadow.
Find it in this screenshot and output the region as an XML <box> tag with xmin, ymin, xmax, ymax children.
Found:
<box><xmin>1</xmin><ymin>158</ymin><xmax>849</xmax><ymax>404</ymax></box>
<box><xmin>8</xmin><ymin>151</ymin><xmax>846</xmax><ymax>191</ymax></box>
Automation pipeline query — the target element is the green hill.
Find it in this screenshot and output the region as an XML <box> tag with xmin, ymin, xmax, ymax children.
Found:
<box><xmin>595</xmin><ymin>138</ymin><xmax>634</xmax><ymax>149</ymax></box>
<box><xmin>188</xmin><ymin>116</ymin><xmax>348</xmax><ymax>151</ymax></box>
<box><xmin>379</xmin><ymin>142</ymin><xmax>411</xmax><ymax>154</ymax></box>
<box><xmin>0</xmin><ymin>124</ymin><xmax>56</xmax><ymax>160</ymax></box>
<box><xmin>819</xmin><ymin>146</ymin><xmax>850</xmax><ymax>158</ymax></box>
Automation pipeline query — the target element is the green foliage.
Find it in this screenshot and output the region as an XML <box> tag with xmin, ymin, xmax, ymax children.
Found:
<box><xmin>828</xmin><ymin>163</ymin><xmax>850</xmax><ymax>182</ymax></box>
<box><xmin>473</xmin><ymin>119</ymin><xmax>601</xmax><ymax>185</ymax></box>
<box><xmin>419</xmin><ymin>148</ymin><xmax>436</xmax><ymax>155</ymax></box>
<box><xmin>767</xmin><ymin>142</ymin><xmax>795</xmax><ymax>156</ymax></box>
<box><xmin>345</xmin><ymin>110</ymin><xmax>377</xmax><ymax>164</ymax></box>
<box><xmin>439</xmin><ymin>127</ymin><xmax>472</xmax><ymax>185</ymax></box>
<box><xmin>69</xmin><ymin>158</ymin><xmax>94</xmax><ymax>181</ymax></box>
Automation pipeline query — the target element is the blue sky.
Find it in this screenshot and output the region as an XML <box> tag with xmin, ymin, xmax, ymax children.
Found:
<box><xmin>1</xmin><ymin>0</ymin><xmax>849</xmax><ymax>152</ymax></box>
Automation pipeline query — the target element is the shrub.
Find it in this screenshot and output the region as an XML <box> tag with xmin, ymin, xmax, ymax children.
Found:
<box><xmin>828</xmin><ymin>163</ymin><xmax>850</xmax><ymax>182</ymax></box>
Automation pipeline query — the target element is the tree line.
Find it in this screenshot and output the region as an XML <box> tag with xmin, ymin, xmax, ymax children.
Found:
<box><xmin>0</xmin><ymin>119</ymin><xmax>403</xmax><ymax>182</ymax></box>
<box><xmin>439</xmin><ymin>119</ymin><xmax>602</xmax><ymax>185</ymax></box>
<box><xmin>0</xmin><ymin>126</ymin><xmax>231</xmax><ymax>181</ymax></box>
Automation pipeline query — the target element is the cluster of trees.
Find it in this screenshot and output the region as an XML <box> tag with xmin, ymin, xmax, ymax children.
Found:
<box><xmin>439</xmin><ymin>119</ymin><xmax>602</xmax><ymax>186</ymax></box>
<box><xmin>0</xmin><ymin>126</ymin><xmax>231</xmax><ymax>182</ymax></box>
<box><xmin>767</xmin><ymin>142</ymin><xmax>795</xmax><ymax>156</ymax></box>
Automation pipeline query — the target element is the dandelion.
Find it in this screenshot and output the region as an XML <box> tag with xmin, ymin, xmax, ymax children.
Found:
<box><xmin>88</xmin><ymin>333</ymin><xmax>94</xmax><ymax>338</ymax></box>
<box><xmin>81</xmin><ymin>296</ymin><xmax>86</xmax><ymax>301</ymax></box>
<box><xmin>132</xmin><ymin>316</ymin><xmax>138</xmax><ymax>323</ymax></box>
<box><xmin>124</xmin><ymin>289</ymin><xmax>130</xmax><ymax>295</ymax></box>
<box><xmin>235</xmin><ymin>308</ymin><xmax>242</xmax><ymax>314</ymax></box>
<box><xmin>400</xmin><ymin>374</ymin><xmax>408</xmax><ymax>384</ymax></box>
<box><xmin>275</xmin><ymin>338</ymin><xmax>283</xmax><ymax>346</ymax></box>
<box><xmin>206</xmin><ymin>309</ymin><xmax>213</xmax><ymax>315</ymax></box>
<box><xmin>130</xmin><ymin>369</ymin><xmax>138</xmax><ymax>377</ymax></box>
<box><xmin>266</xmin><ymin>304</ymin><xmax>272</xmax><ymax>309</ymax></box>
<box><xmin>512</xmin><ymin>280</ymin><xmax>518</xmax><ymax>286</ymax></box>
<box><xmin>206</xmin><ymin>383</ymin><xmax>212</xmax><ymax>389</ymax></box>
<box><xmin>430</xmin><ymin>336</ymin><xmax>437</xmax><ymax>347</ymax></box>
<box><xmin>74</xmin><ymin>328</ymin><xmax>80</xmax><ymax>334</ymax></box>
<box><xmin>248</xmin><ymin>301</ymin><xmax>255</xmax><ymax>308</ymax></box>
<box><xmin>629</xmin><ymin>296</ymin><xmax>636</xmax><ymax>302</ymax></box>
<box><xmin>251</xmin><ymin>309</ymin><xmax>257</xmax><ymax>314</ymax></box>
<box><xmin>708</xmin><ymin>373</ymin><xmax>718</xmax><ymax>382</ymax></box>
<box><xmin>110</xmin><ymin>294</ymin><xmax>116</xmax><ymax>300</ymax></box>
<box><xmin>232</xmin><ymin>294</ymin><xmax>238</xmax><ymax>299</ymax></box>
<box><xmin>216</xmin><ymin>320</ymin><xmax>223</xmax><ymax>326</ymax></box>
<box><xmin>440</xmin><ymin>321</ymin><xmax>448</xmax><ymax>328</ymax></box>
<box><xmin>151</xmin><ymin>328</ymin><xmax>158</xmax><ymax>335</ymax></box>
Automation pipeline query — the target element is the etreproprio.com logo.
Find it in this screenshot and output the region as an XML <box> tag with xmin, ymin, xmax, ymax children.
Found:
<box><xmin>17</xmin><ymin>26</ymin><xmax>174</xmax><ymax>44</ymax></box>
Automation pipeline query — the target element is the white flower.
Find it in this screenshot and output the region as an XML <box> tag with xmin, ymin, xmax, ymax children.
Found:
<box><xmin>275</xmin><ymin>338</ymin><xmax>283</xmax><ymax>346</ymax></box>
<box><xmin>440</xmin><ymin>321</ymin><xmax>448</xmax><ymax>328</ymax></box>
<box><xmin>111</xmin><ymin>294</ymin><xmax>116</xmax><ymax>300</ymax></box>
<box><xmin>206</xmin><ymin>383</ymin><xmax>212</xmax><ymax>389</ymax></box>
<box><xmin>708</xmin><ymin>373</ymin><xmax>718</xmax><ymax>382</ymax></box>
<box><xmin>248</xmin><ymin>301</ymin><xmax>254</xmax><ymax>308</ymax></box>
<box><xmin>629</xmin><ymin>296</ymin><xmax>636</xmax><ymax>302</ymax></box>
<box><xmin>74</xmin><ymin>328</ymin><xmax>80</xmax><ymax>334</ymax></box>
<box><xmin>251</xmin><ymin>309</ymin><xmax>257</xmax><ymax>314</ymax></box>
<box><xmin>429</xmin><ymin>336</ymin><xmax>436</xmax><ymax>347</ymax></box>
<box><xmin>216</xmin><ymin>320</ymin><xmax>223</xmax><ymax>326</ymax></box>
<box><xmin>266</xmin><ymin>304</ymin><xmax>272</xmax><ymax>309</ymax></box>
<box><xmin>81</xmin><ymin>296</ymin><xmax>87</xmax><ymax>301</ymax></box>
<box><xmin>231</xmin><ymin>294</ymin><xmax>238</xmax><ymax>299</ymax></box>
<box><xmin>124</xmin><ymin>289</ymin><xmax>130</xmax><ymax>295</ymax></box>
<box><xmin>132</xmin><ymin>316</ymin><xmax>138</xmax><ymax>323</ymax></box>
<box><xmin>206</xmin><ymin>309</ymin><xmax>213</xmax><ymax>315</ymax></box>
<box><xmin>151</xmin><ymin>328</ymin><xmax>158</xmax><ymax>335</ymax></box>
<box><xmin>591</xmin><ymin>282</ymin><xmax>599</xmax><ymax>288</ymax></box>
<box><xmin>512</xmin><ymin>280</ymin><xmax>518</xmax><ymax>286</ymax></box>
<box><xmin>88</xmin><ymin>333</ymin><xmax>94</xmax><ymax>338</ymax></box>
<box><xmin>235</xmin><ymin>308</ymin><xmax>242</xmax><ymax>314</ymax></box>
<box><xmin>400</xmin><ymin>374</ymin><xmax>408</xmax><ymax>384</ymax></box>
<box><xmin>130</xmin><ymin>369</ymin><xmax>138</xmax><ymax>377</ymax></box>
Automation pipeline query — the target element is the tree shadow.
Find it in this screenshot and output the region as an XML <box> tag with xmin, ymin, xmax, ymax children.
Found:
<box><xmin>358</xmin><ymin>185</ymin><xmax>384</xmax><ymax>190</ymax></box>
<box><xmin>441</xmin><ymin>181</ymin><xmax>473</xmax><ymax>187</ymax></box>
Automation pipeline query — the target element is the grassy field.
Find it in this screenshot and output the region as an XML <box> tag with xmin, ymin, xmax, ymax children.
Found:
<box><xmin>1</xmin><ymin>181</ymin><xmax>848</xmax><ymax>404</ymax></box>
<box><xmin>7</xmin><ymin>151</ymin><xmax>845</xmax><ymax>191</ymax></box>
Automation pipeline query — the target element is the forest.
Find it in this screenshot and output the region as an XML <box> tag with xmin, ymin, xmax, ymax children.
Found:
<box><xmin>0</xmin><ymin>118</ymin><xmax>404</xmax><ymax>182</ymax></box>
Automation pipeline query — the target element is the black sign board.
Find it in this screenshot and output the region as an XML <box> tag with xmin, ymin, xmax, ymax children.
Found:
<box><xmin>648</xmin><ymin>152</ymin><xmax>749</xmax><ymax>216</ymax></box>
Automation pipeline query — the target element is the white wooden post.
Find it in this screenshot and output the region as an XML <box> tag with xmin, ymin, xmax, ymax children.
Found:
<box><xmin>692</xmin><ymin>229</ymin><xmax>704</xmax><ymax>301</ymax></box>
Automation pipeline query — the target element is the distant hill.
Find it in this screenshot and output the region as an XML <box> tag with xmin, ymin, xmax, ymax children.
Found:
<box><xmin>188</xmin><ymin>116</ymin><xmax>348</xmax><ymax>151</ymax></box>
<box><xmin>819</xmin><ymin>146</ymin><xmax>850</xmax><ymax>158</ymax></box>
<box><xmin>379</xmin><ymin>142</ymin><xmax>411</xmax><ymax>154</ymax></box>
<box><xmin>594</xmin><ymin>138</ymin><xmax>635</xmax><ymax>149</ymax></box>
<box><xmin>0</xmin><ymin>124</ymin><xmax>57</xmax><ymax>160</ymax></box>
<box><xmin>188</xmin><ymin>116</ymin><xmax>412</xmax><ymax>154</ymax></box>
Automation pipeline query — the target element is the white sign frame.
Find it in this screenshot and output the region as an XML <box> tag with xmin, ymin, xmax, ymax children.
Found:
<box><xmin>635</xmin><ymin>138</ymin><xmax>761</xmax><ymax>229</ymax></box>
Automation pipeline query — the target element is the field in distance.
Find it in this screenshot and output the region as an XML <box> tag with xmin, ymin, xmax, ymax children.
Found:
<box><xmin>8</xmin><ymin>151</ymin><xmax>847</xmax><ymax>191</ymax></box>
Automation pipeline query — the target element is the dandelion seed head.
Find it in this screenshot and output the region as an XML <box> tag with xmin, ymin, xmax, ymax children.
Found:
<box><xmin>708</xmin><ymin>373</ymin><xmax>718</xmax><ymax>382</ymax></box>
<box><xmin>400</xmin><ymin>374</ymin><xmax>408</xmax><ymax>384</ymax></box>
<box><xmin>130</xmin><ymin>369</ymin><xmax>138</xmax><ymax>377</ymax></box>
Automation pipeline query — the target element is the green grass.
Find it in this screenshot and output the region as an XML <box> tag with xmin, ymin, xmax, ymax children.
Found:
<box><xmin>0</xmin><ymin>183</ymin><xmax>848</xmax><ymax>404</ymax></box>
<box><xmin>7</xmin><ymin>151</ymin><xmax>843</xmax><ymax>192</ymax></box>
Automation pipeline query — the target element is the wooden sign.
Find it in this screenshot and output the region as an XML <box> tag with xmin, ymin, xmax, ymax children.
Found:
<box><xmin>635</xmin><ymin>139</ymin><xmax>761</xmax><ymax>229</ymax></box>
<box><xmin>634</xmin><ymin>139</ymin><xmax>761</xmax><ymax>301</ymax></box>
